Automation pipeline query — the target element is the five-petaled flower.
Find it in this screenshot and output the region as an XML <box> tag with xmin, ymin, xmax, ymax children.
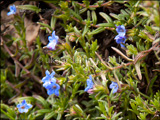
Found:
<box><xmin>45</xmin><ymin>31</ymin><xmax>59</xmax><ymax>50</ymax></box>
<box><xmin>45</xmin><ymin>82</ymin><xmax>60</xmax><ymax>96</ymax></box>
<box><xmin>84</xmin><ymin>75</ymin><xmax>94</xmax><ymax>92</ymax></box>
<box><xmin>115</xmin><ymin>25</ymin><xmax>126</xmax><ymax>48</ymax></box>
<box><xmin>42</xmin><ymin>70</ymin><xmax>56</xmax><ymax>88</ymax></box>
<box><xmin>7</xmin><ymin>5</ymin><xmax>16</xmax><ymax>16</ymax></box>
<box><xmin>17</xmin><ymin>100</ymin><xmax>32</xmax><ymax>113</ymax></box>
<box><xmin>116</xmin><ymin>25</ymin><xmax>126</xmax><ymax>36</ymax></box>
<box><xmin>115</xmin><ymin>35</ymin><xmax>126</xmax><ymax>48</ymax></box>
<box><xmin>109</xmin><ymin>82</ymin><xmax>119</xmax><ymax>94</ymax></box>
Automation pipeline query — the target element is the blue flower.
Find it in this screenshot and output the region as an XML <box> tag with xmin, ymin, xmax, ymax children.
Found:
<box><xmin>84</xmin><ymin>75</ymin><xmax>94</xmax><ymax>92</ymax></box>
<box><xmin>116</xmin><ymin>25</ymin><xmax>126</xmax><ymax>36</ymax></box>
<box><xmin>115</xmin><ymin>34</ymin><xmax>126</xmax><ymax>47</ymax></box>
<box><xmin>109</xmin><ymin>82</ymin><xmax>119</xmax><ymax>94</ymax></box>
<box><xmin>7</xmin><ymin>5</ymin><xmax>16</xmax><ymax>16</ymax></box>
<box><xmin>45</xmin><ymin>82</ymin><xmax>60</xmax><ymax>96</ymax></box>
<box><xmin>17</xmin><ymin>100</ymin><xmax>32</xmax><ymax>113</ymax></box>
<box><xmin>42</xmin><ymin>70</ymin><xmax>56</xmax><ymax>88</ymax></box>
<box><xmin>46</xmin><ymin>31</ymin><xmax>59</xmax><ymax>50</ymax></box>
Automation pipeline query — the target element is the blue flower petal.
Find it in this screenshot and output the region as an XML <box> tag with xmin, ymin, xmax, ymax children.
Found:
<box><xmin>47</xmin><ymin>89</ymin><xmax>54</xmax><ymax>95</ymax></box>
<box><xmin>46</xmin><ymin>40</ymin><xmax>57</xmax><ymax>50</ymax></box>
<box><xmin>115</xmin><ymin>34</ymin><xmax>126</xmax><ymax>48</ymax></box>
<box><xmin>42</xmin><ymin>76</ymin><xmax>50</xmax><ymax>83</ymax></box>
<box><xmin>120</xmin><ymin>43</ymin><xmax>125</xmax><ymax>48</ymax></box>
<box><xmin>54</xmin><ymin>89</ymin><xmax>59</xmax><ymax>96</ymax></box>
<box><xmin>23</xmin><ymin>109</ymin><xmax>29</xmax><ymax>113</ymax></box>
<box><xmin>42</xmin><ymin>70</ymin><xmax>56</xmax><ymax>83</ymax></box>
<box><xmin>84</xmin><ymin>75</ymin><xmax>94</xmax><ymax>92</ymax></box>
<box><xmin>112</xmin><ymin>86</ymin><xmax>118</xmax><ymax>93</ymax></box>
<box><xmin>45</xmin><ymin>31</ymin><xmax>59</xmax><ymax>50</ymax></box>
<box><xmin>7</xmin><ymin>11</ymin><xmax>13</xmax><ymax>16</ymax></box>
<box><xmin>89</xmin><ymin>75</ymin><xmax>92</xmax><ymax>80</ymax></box>
<box><xmin>52</xmin><ymin>31</ymin><xmax>56</xmax><ymax>37</ymax></box>
<box><xmin>22</xmin><ymin>100</ymin><xmax>26</xmax><ymax>105</ymax></box>
<box><xmin>17</xmin><ymin>104</ymin><xmax>21</xmax><ymax>108</ymax></box>
<box><xmin>50</xmin><ymin>71</ymin><xmax>55</xmax><ymax>77</ymax></box>
<box><xmin>52</xmin><ymin>31</ymin><xmax>59</xmax><ymax>40</ymax></box>
<box><xmin>43</xmin><ymin>81</ymin><xmax>51</xmax><ymax>88</ymax></box>
<box><xmin>116</xmin><ymin>25</ymin><xmax>126</xmax><ymax>36</ymax></box>
<box><xmin>109</xmin><ymin>82</ymin><xmax>119</xmax><ymax>94</ymax></box>
<box><xmin>7</xmin><ymin>5</ymin><xmax>16</xmax><ymax>16</ymax></box>
<box><xmin>48</xmin><ymin>36</ymin><xmax>53</xmax><ymax>42</ymax></box>
<box><xmin>26</xmin><ymin>104</ymin><xmax>32</xmax><ymax>109</ymax></box>
<box><xmin>84</xmin><ymin>86</ymin><xmax>90</xmax><ymax>92</ymax></box>
<box><xmin>45</xmin><ymin>70</ymin><xmax>50</xmax><ymax>75</ymax></box>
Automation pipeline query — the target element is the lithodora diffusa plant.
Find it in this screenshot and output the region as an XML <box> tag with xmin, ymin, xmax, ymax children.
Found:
<box><xmin>1</xmin><ymin>0</ymin><xmax>160</xmax><ymax>120</ymax></box>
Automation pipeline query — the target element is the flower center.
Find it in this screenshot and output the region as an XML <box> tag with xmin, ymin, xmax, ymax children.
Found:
<box><xmin>120</xmin><ymin>29</ymin><xmax>124</xmax><ymax>32</ymax></box>
<box><xmin>21</xmin><ymin>106</ymin><xmax>25</xmax><ymax>109</ymax></box>
<box><xmin>53</xmin><ymin>85</ymin><xmax>57</xmax><ymax>89</ymax></box>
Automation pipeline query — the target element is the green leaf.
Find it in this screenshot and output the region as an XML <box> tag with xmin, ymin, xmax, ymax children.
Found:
<box><xmin>19</xmin><ymin>54</ymin><xmax>30</xmax><ymax>61</ymax></box>
<box><xmin>57</xmin><ymin>113</ymin><xmax>62</xmax><ymax>120</ymax></box>
<box><xmin>127</xmin><ymin>44</ymin><xmax>138</xmax><ymax>55</ymax></box>
<box><xmin>82</xmin><ymin>25</ymin><xmax>89</xmax><ymax>38</ymax></box>
<box><xmin>12</xmin><ymin>96</ymin><xmax>35</xmax><ymax>103</ymax></box>
<box><xmin>73</xmin><ymin>27</ymin><xmax>81</xmax><ymax>35</ymax></box>
<box><xmin>1</xmin><ymin>109</ymin><xmax>15</xmax><ymax>120</ymax></box>
<box><xmin>90</xmin><ymin>40</ymin><xmax>98</xmax><ymax>57</ymax></box>
<box><xmin>51</xmin><ymin>16</ymin><xmax>57</xmax><ymax>29</ymax></box>
<box><xmin>135</xmin><ymin>62</ymin><xmax>142</xmax><ymax>80</ymax></box>
<box><xmin>108</xmin><ymin>56</ymin><xmax>119</xmax><ymax>66</ymax></box>
<box><xmin>33</xmin><ymin>95</ymin><xmax>50</xmax><ymax>109</ymax></box>
<box><xmin>18</xmin><ymin>5</ymin><xmax>41</xmax><ymax>13</ymax></box>
<box><xmin>112</xmin><ymin>112</ymin><xmax>122</xmax><ymax>119</ymax></box>
<box><xmin>69</xmin><ymin>9</ymin><xmax>82</xmax><ymax>21</ymax></box>
<box><xmin>73</xmin><ymin>104</ymin><xmax>86</xmax><ymax>117</ymax></box>
<box><xmin>79</xmin><ymin>8</ymin><xmax>87</xmax><ymax>14</ymax></box>
<box><xmin>37</xmin><ymin>22</ymin><xmax>52</xmax><ymax>31</ymax></box>
<box><xmin>99</xmin><ymin>12</ymin><xmax>113</xmax><ymax>23</ymax></box>
<box><xmin>1</xmin><ymin>104</ymin><xmax>16</xmax><ymax>119</ymax></box>
<box><xmin>144</xmin><ymin>25</ymin><xmax>155</xmax><ymax>34</ymax></box>
<box><xmin>97</xmin><ymin>23</ymin><xmax>115</xmax><ymax>27</ymax></box>
<box><xmin>44</xmin><ymin>111</ymin><xmax>55</xmax><ymax>119</ymax></box>
<box><xmin>36</xmin><ymin>109</ymin><xmax>52</xmax><ymax>117</ymax></box>
<box><xmin>88</xmin><ymin>27</ymin><xmax>105</xmax><ymax>35</ymax></box>
<box><xmin>138</xmin><ymin>113</ymin><xmax>147</xmax><ymax>120</ymax></box>
<box><xmin>110</xmin><ymin>13</ymin><xmax>120</xmax><ymax>20</ymax></box>
<box><xmin>82</xmin><ymin>0</ymin><xmax>90</xmax><ymax>8</ymax></box>
<box><xmin>92</xmin><ymin>11</ymin><xmax>97</xmax><ymax>25</ymax></box>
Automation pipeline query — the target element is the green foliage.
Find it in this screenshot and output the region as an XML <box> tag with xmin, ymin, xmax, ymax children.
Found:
<box><xmin>18</xmin><ymin>5</ymin><xmax>41</xmax><ymax>13</ymax></box>
<box><xmin>1</xmin><ymin>1</ymin><xmax>160</xmax><ymax>120</ymax></box>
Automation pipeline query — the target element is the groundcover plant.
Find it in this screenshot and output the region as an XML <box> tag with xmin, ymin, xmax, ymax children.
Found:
<box><xmin>1</xmin><ymin>0</ymin><xmax>160</xmax><ymax>120</ymax></box>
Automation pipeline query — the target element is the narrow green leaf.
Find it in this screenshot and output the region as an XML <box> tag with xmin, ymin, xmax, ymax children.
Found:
<box><xmin>1</xmin><ymin>109</ymin><xmax>14</xmax><ymax>120</ymax></box>
<box><xmin>99</xmin><ymin>12</ymin><xmax>112</xmax><ymax>23</ymax></box>
<box><xmin>18</xmin><ymin>5</ymin><xmax>41</xmax><ymax>13</ymax></box>
<box><xmin>51</xmin><ymin>16</ymin><xmax>57</xmax><ymax>29</ymax></box>
<box><xmin>44</xmin><ymin>111</ymin><xmax>55</xmax><ymax>119</ymax></box>
<box><xmin>91</xmin><ymin>11</ymin><xmax>97</xmax><ymax>25</ymax></box>
<box><xmin>110</xmin><ymin>13</ymin><xmax>119</xmax><ymax>20</ymax></box>
<box><xmin>69</xmin><ymin>9</ymin><xmax>82</xmax><ymax>21</ymax></box>
<box><xmin>37</xmin><ymin>22</ymin><xmax>52</xmax><ymax>31</ymax></box>
<box><xmin>97</xmin><ymin>23</ymin><xmax>115</xmax><ymax>27</ymax></box>
<box><xmin>33</xmin><ymin>95</ymin><xmax>50</xmax><ymax>109</ymax></box>
<box><xmin>79</xmin><ymin>8</ymin><xmax>87</xmax><ymax>14</ymax></box>
<box><xmin>88</xmin><ymin>27</ymin><xmax>105</xmax><ymax>35</ymax></box>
